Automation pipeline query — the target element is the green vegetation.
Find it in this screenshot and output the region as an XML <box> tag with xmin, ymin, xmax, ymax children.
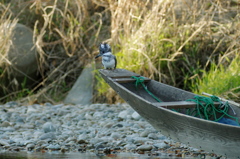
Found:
<box><xmin>0</xmin><ymin>0</ymin><xmax>239</xmax><ymax>104</ymax></box>
<box><xmin>194</xmin><ymin>54</ymin><xmax>240</xmax><ymax>102</ymax></box>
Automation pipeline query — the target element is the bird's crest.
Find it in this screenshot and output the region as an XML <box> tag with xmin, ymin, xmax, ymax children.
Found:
<box><xmin>99</xmin><ymin>43</ymin><xmax>111</xmax><ymax>54</ymax></box>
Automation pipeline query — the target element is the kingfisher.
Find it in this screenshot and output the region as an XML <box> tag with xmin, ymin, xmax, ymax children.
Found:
<box><xmin>95</xmin><ymin>43</ymin><xmax>117</xmax><ymax>69</ymax></box>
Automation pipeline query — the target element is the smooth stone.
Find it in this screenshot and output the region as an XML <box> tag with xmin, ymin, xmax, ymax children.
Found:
<box><xmin>132</xmin><ymin>137</ymin><xmax>148</xmax><ymax>144</ymax></box>
<box><xmin>22</xmin><ymin>132</ymin><xmax>34</xmax><ymax>139</ymax></box>
<box><xmin>65</xmin><ymin>141</ymin><xmax>76</xmax><ymax>146</ymax></box>
<box><xmin>0</xmin><ymin>134</ymin><xmax>9</xmax><ymax>140</ymax></box>
<box><xmin>1</xmin><ymin>121</ymin><xmax>11</xmax><ymax>127</ymax></box>
<box><xmin>21</xmin><ymin>124</ymin><xmax>35</xmax><ymax>129</ymax></box>
<box><xmin>3</xmin><ymin>23</ymin><xmax>39</xmax><ymax>91</ymax></box>
<box><xmin>84</xmin><ymin>113</ymin><xmax>93</xmax><ymax>120</ymax></box>
<box><xmin>140</xmin><ymin>130</ymin><xmax>150</xmax><ymax>137</ymax></box>
<box><xmin>5</xmin><ymin>102</ymin><xmax>19</xmax><ymax>107</ymax></box>
<box><xmin>33</xmin><ymin>131</ymin><xmax>44</xmax><ymax>139</ymax></box>
<box><xmin>132</xmin><ymin>112</ymin><xmax>141</xmax><ymax>120</ymax></box>
<box><xmin>153</xmin><ymin>142</ymin><xmax>169</xmax><ymax>149</ymax></box>
<box><xmin>77</xmin><ymin>139</ymin><xmax>88</xmax><ymax>144</ymax></box>
<box><xmin>36</xmin><ymin>140</ymin><xmax>47</xmax><ymax>145</ymax></box>
<box><xmin>23</xmin><ymin>140</ymin><xmax>34</xmax><ymax>146</ymax></box>
<box><xmin>124</xmin><ymin>143</ymin><xmax>137</xmax><ymax>150</ymax></box>
<box><xmin>136</xmin><ymin>145</ymin><xmax>153</xmax><ymax>151</ymax></box>
<box><xmin>104</xmin><ymin>123</ymin><xmax>114</xmax><ymax>128</ymax></box>
<box><xmin>125</xmin><ymin>134</ymin><xmax>138</xmax><ymax>143</ymax></box>
<box><xmin>2</xmin><ymin>127</ymin><xmax>15</xmax><ymax>132</ymax></box>
<box><xmin>94</xmin><ymin>142</ymin><xmax>107</xmax><ymax>150</ymax></box>
<box><xmin>26</xmin><ymin>143</ymin><xmax>35</xmax><ymax>149</ymax></box>
<box><xmin>112</xmin><ymin>123</ymin><xmax>123</xmax><ymax>128</ymax></box>
<box><xmin>27</xmin><ymin>106</ymin><xmax>38</xmax><ymax>114</ymax></box>
<box><xmin>89</xmin><ymin>138</ymin><xmax>104</xmax><ymax>145</ymax></box>
<box><xmin>118</xmin><ymin>110</ymin><xmax>129</xmax><ymax>119</ymax></box>
<box><xmin>44</xmin><ymin>103</ymin><xmax>52</xmax><ymax>106</ymax></box>
<box><xmin>39</xmin><ymin>132</ymin><xmax>56</xmax><ymax>140</ymax></box>
<box><xmin>0</xmin><ymin>113</ymin><xmax>10</xmax><ymax>121</ymax></box>
<box><xmin>93</xmin><ymin>112</ymin><xmax>104</xmax><ymax>118</ymax></box>
<box><xmin>148</xmin><ymin>133</ymin><xmax>159</xmax><ymax>140</ymax></box>
<box><xmin>35</xmin><ymin>120</ymin><xmax>45</xmax><ymax>127</ymax></box>
<box><xmin>16</xmin><ymin>117</ymin><xmax>25</xmax><ymax>123</ymax></box>
<box><xmin>110</xmin><ymin>132</ymin><xmax>121</xmax><ymax>140</ymax></box>
<box><xmin>77</xmin><ymin>134</ymin><xmax>88</xmax><ymax>141</ymax></box>
<box><xmin>57</xmin><ymin>110</ymin><xmax>70</xmax><ymax>116</ymax></box>
<box><xmin>65</xmin><ymin>137</ymin><xmax>77</xmax><ymax>143</ymax></box>
<box><xmin>0</xmin><ymin>139</ymin><xmax>10</xmax><ymax>146</ymax></box>
<box><xmin>46</xmin><ymin>144</ymin><xmax>61</xmax><ymax>150</ymax></box>
<box><xmin>42</xmin><ymin>122</ymin><xmax>56</xmax><ymax>133</ymax></box>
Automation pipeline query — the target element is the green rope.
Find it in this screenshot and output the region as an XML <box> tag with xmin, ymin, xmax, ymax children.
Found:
<box><xmin>131</xmin><ymin>76</ymin><xmax>239</xmax><ymax>125</ymax></box>
<box><xmin>187</xmin><ymin>96</ymin><xmax>239</xmax><ymax>125</ymax></box>
<box><xmin>131</xmin><ymin>76</ymin><xmax>162</xmax><ymax>102</ymax></box>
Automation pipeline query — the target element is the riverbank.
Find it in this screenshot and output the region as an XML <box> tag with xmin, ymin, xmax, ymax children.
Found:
<box><xmin>0</xmin><ymin>102</ymin><xmax>223</xmax><ymax>158</ymax></box>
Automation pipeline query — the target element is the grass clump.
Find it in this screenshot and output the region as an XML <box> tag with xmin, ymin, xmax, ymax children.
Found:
<box><xmin>193</xmin><ymin>54</ymin><xmax>240</xmax><ymax>102</ymax></box>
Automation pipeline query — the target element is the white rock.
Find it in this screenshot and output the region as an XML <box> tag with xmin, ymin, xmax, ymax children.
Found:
<box><xmin>110</xmin><ymin>132</ymin><xmax>121</xmax><ymax>140</ymax></box>
<box><xmin>27</xmin><ymin>106</ymin><xmax>38</xmax><ymax>114</ymax></box>
<box><xmin>136</xmin><ymin>145</ymin><xmax>153</xmax><ymax>151</ymax></box>
<box><xmin>42</xmin><ymin>122</ymin><xmax>56</xmax><ymax>133</ymax></box>
<box><xmin>118</xmin><ymin>110</ymin><xmax>129</xmax><ymax>119</ymax></box>
<box><xmin>153</xmin><ymin>142</ymin><xmax>168</xmax><ymax>149</ymax></box>
<box><xmin>132</xmin><ymin>111</ymin><xmax>141</xmax><ymax>120</ymax></box>
<box><xmin>84</xmin><ymin>113</ymin><xmax>92</xmax><ymax>119</ymax></box>
<box><xmin>124</xmin><ymin>143</ymin><xmax>137</xmax><ymax>150</ymax></box>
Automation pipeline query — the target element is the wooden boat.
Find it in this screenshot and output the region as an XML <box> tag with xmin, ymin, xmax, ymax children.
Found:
<box><xmin>99</xmin><ymin>69</ymin><xmax>240</xmax><ymax>158</ymax></box>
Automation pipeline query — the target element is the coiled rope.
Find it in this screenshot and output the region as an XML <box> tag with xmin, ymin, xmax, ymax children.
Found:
<box><xmin>131</xmin><ymin>76</ymin><xmax>239</xmax><ymax>125</ymax></box>
<box><xmin>187</xmin><ymin>96</ymin><xmax>239</xmax><ymax>124</ymax></box>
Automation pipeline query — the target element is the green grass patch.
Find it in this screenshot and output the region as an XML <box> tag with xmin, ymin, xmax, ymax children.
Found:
<box><xmin>193</xmin><ymin>54</ymin><xmax>240</xmax><ymax>101</ymax></box>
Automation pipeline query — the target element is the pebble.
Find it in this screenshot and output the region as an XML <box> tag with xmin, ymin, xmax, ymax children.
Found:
<box><xmin>136</xmin><ymin>145</ymin><xmax>153</xmax><ymax>151</ymax></box>
<box><xmin>0</xmin><ymin>139</ymin><xmax>10</xmax><ymax>146</ymax></box>
<box><xmin>42</xmin><ymin>122</ymin><xmax>56</xmax><ymax>133</ymax></box>
<box><xmin>0</xmin><ymin>102</ymin><xmax>216</xmax><ymax>158</ymax></box>
<box><xmin>39</xmin><ymin>132</ymin><xmax>56</xmax><ymax>140</ymax></box>
<box><xmin>1</xmin><ymin>121</ymin><xmax>11</xmax><ymax>127</ymax></box>
<box><xmin>131</xmin><ymin>112</ymin><xmax>141</xmax><ymax>120</ymax></box>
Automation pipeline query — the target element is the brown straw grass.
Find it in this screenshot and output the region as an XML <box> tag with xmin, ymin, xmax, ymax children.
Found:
<box><xmin>0</xmin><ymin>0</ymin><xmax>239</xmax><ymax>104</ymax></box>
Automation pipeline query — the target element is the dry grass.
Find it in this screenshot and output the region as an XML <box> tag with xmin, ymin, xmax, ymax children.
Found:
<box><xmin>0</xmin><ymin>4</ymin><xmax>18</xmax><ymax>98</ymax></box>
<box><xmin>0</xmin><ymin>0</ymin><xmax>109</xmax><ymax>103</ymax></box>
<box><xmin>0</xmin><ymin>0</ymin><xmax>239</xmax><ymax>104</ymax></box>
<box><xmin>97</xmin><ymin>0</ymin><xmax>240</xmax><ymax>103</ymax></box>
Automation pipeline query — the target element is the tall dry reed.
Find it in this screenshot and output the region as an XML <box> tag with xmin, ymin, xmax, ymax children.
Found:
<box><xmin>0</xmin><ymin>0</ymin><xmax>239</xmax><ymax>103</ymax></box>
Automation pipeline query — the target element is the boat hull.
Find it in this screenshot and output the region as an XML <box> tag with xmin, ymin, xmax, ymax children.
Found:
<box><xmin>99</xmin><ymin>69</ymin><xmax>240</xmax><ymax>158</ymax></box>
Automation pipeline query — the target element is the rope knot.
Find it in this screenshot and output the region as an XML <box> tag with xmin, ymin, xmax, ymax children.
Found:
<box><xmin>131</xmin><ymin>76</ymin><xmax>145</xmax><ymax>87</ymax></box>
<box><xmin>131</xmin><ymin>76</ymin><xmax>161</xmax><ymax>102</ymax></box>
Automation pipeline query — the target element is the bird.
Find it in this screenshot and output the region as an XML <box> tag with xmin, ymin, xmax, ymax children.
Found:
<box><xmin>95</xmin><ymin>43</ymin><xmax>117</xmax><ymax>70</ymax></box>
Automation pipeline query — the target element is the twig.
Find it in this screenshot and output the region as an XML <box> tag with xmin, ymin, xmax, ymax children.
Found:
<box><xmin>202</xmin><ymin>92</ymin><xmax>240</xmax><ymax>107</ymax></box>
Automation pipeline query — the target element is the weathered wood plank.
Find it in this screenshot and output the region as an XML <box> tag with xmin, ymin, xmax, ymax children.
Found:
<box><xmin>153</xmin><ymin>101</ymin><xmax>221</xmax><ymax>109</ymax></box>
<box><xmin>111</xmin><ymin>76</ymin><xmax>140</xmax><ymax>79</ymax></box>
<box><xmin>100</xmin><ymin>69</ymin><xmax>140</xmax><ymax>78</ymax></box>
<box><xmin>113</xmin><ymin>77</ymin><xmax>151</xmax><ymax>83</ymax></box>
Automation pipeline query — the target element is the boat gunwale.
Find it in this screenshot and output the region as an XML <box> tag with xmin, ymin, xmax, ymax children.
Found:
<box><xmin>99</xmin><ymin>69</ymin><xmax>240</xmax><ymax>129</ymax></box>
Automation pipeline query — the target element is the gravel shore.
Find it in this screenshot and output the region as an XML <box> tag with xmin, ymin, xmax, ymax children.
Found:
<box><xmin>0</xmin><ymin>102</ymin><xmax>223</xmax><ymax>158</ymax></box>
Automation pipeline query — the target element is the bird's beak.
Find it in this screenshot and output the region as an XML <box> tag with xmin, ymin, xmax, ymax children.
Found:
<box><xmin>95</xmin><ymin>54</ymin><xmax>102</xmax><ymax>59</ymax></box>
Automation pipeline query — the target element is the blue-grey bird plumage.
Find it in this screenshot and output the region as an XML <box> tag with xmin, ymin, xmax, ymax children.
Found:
<box><xmin>95</xmin><ymin>43</ymin><xmax>117</xmax><ymax>69</ymax></box>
